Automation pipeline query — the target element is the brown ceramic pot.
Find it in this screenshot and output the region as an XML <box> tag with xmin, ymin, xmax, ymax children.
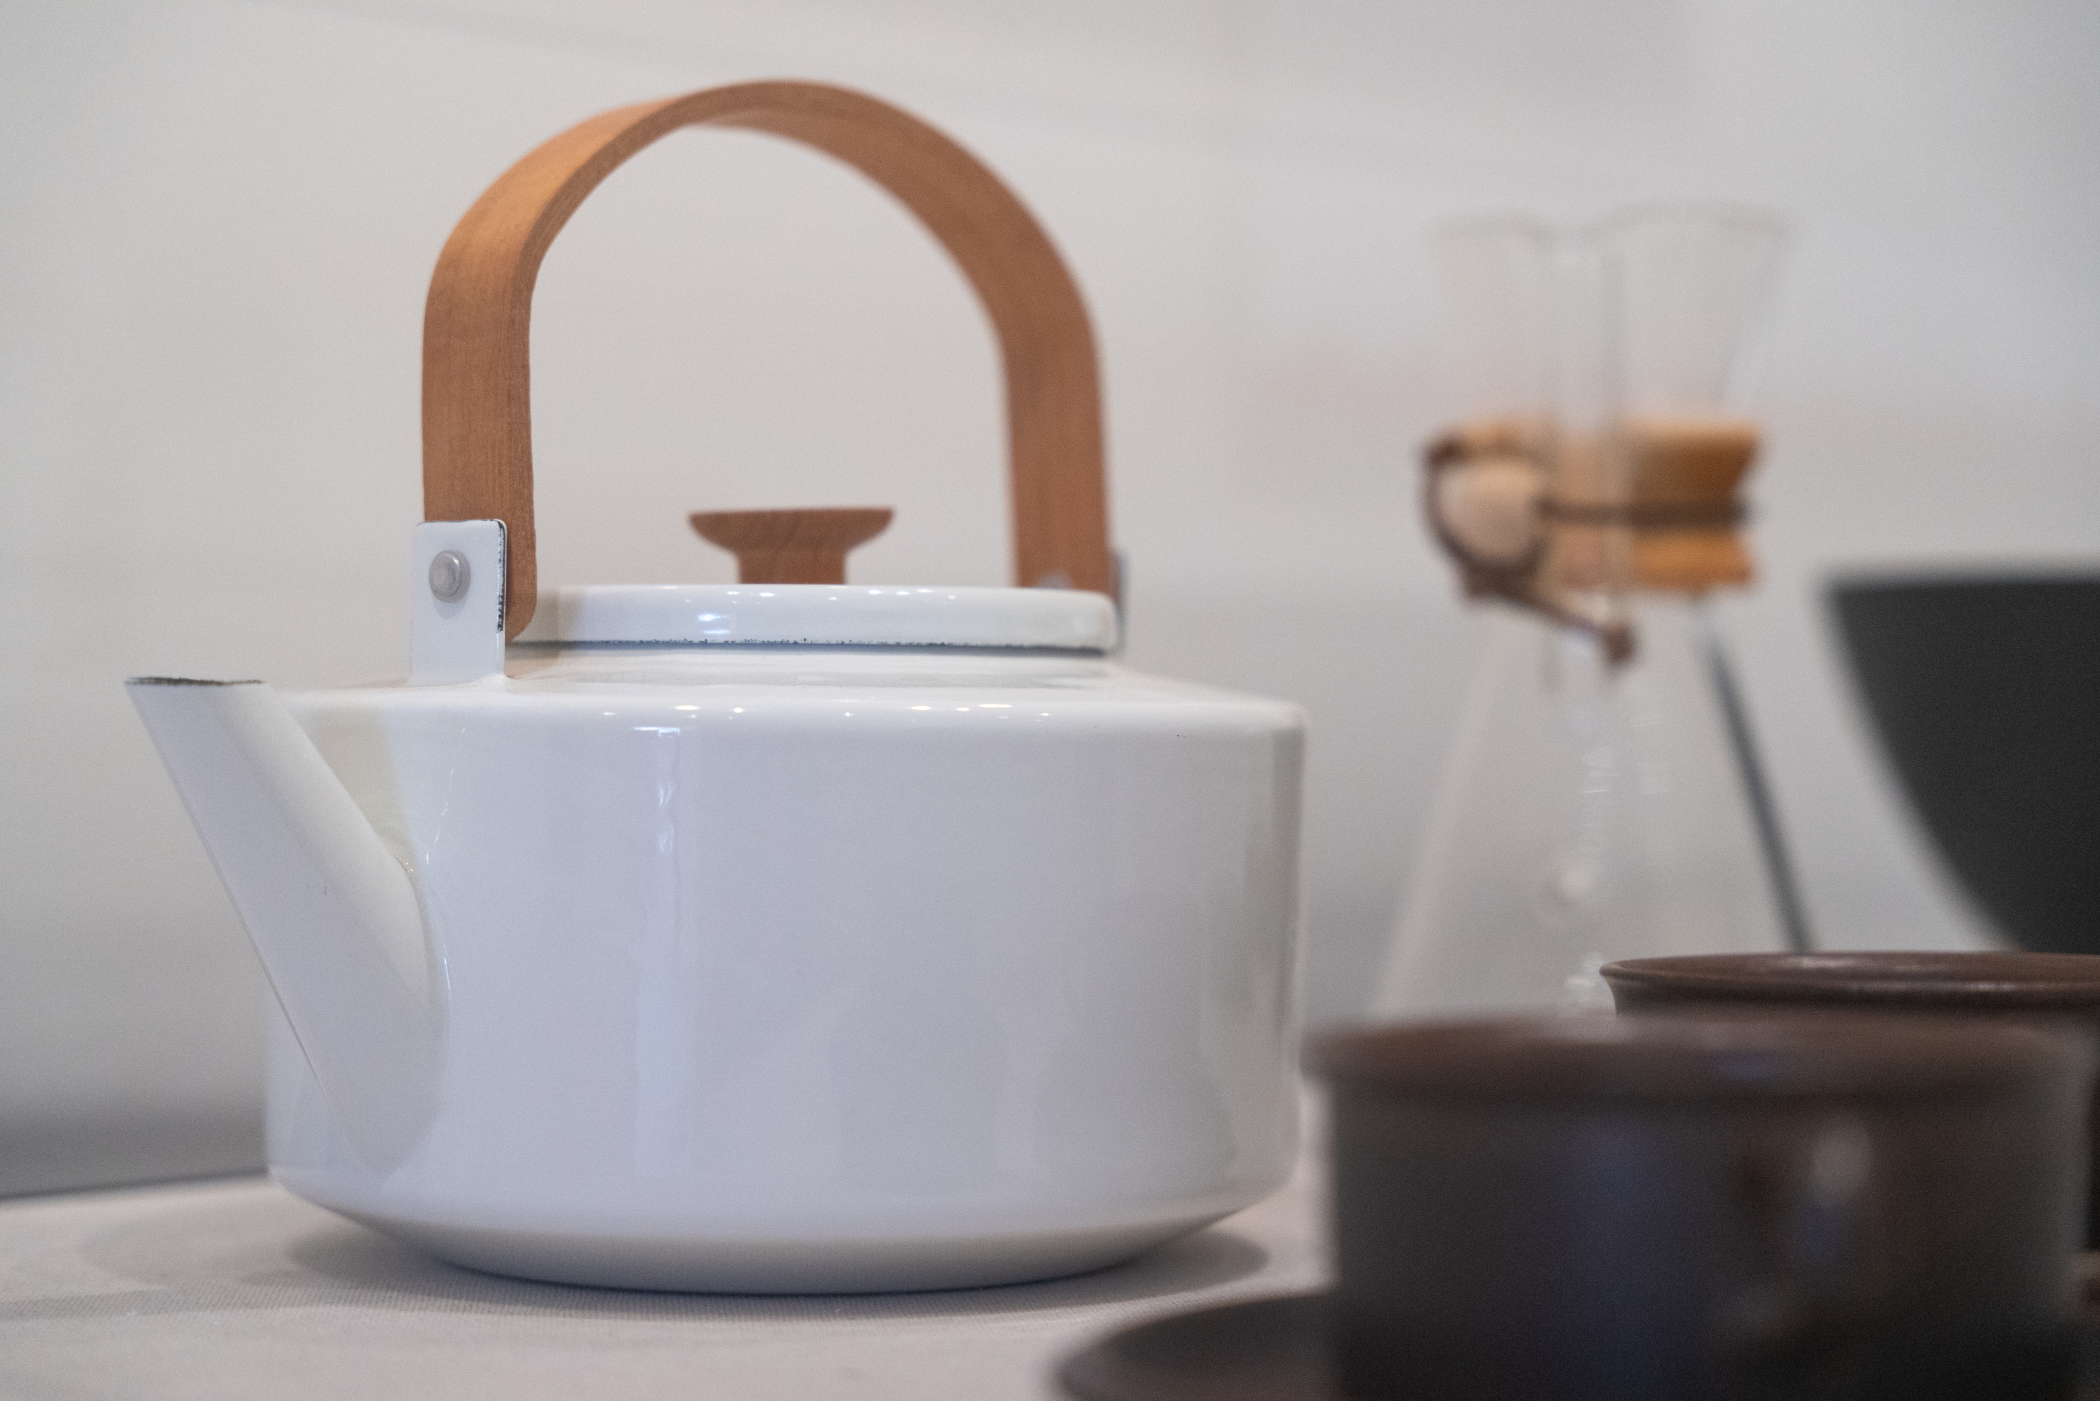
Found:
<box><xmin>1604</xmin><ymin>951</ymin><xmax>2100</xmax><ymax>1248</ymax></box>
<box><xmin>1312</xmin><ymin>1012</ymin><xmax>2090</xmax><ymax>1401</ymax></box>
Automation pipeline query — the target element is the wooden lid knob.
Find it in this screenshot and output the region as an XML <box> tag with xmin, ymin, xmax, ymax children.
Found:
<box><xmin>691</xmin><ymin>508</ymin><xmax>893</xmax><ymax>584</ymax></box>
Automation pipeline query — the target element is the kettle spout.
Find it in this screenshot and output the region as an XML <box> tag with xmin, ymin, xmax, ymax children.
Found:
<box><xmin>128</xmin><ymin>679</ymin><xmax>441</xmax><ymax>1167</ymax></box>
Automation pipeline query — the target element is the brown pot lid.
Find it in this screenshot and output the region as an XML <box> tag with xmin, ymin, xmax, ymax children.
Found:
<box><xmin>1602</xmin><ymin>952</ymin><xmax>2100</xmax><ymax>1011</ymax></box>
<box><xmin>1309</xmin><ymin>1010</ymin><xmax>2087</xmax><ymax>1103</ymax></box>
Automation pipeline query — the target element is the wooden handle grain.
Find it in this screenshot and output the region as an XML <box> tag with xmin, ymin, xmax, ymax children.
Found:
<box><xmin>424</xmin><ymin>81</ymin><xmax>1114</xmax><ymax>638</ymax></box>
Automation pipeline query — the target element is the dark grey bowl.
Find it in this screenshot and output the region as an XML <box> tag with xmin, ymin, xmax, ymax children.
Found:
<box><xmin>1829</xmin><ymin>572</ymin><xmax>2100</xmax><ymax>954</ymax></box>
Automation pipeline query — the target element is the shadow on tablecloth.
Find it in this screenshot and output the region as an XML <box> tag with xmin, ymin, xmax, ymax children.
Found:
<box><xmin>7</xmin><ymin>1187</ymin><xmax>1268</xmax><ymax>1325</ymax></box>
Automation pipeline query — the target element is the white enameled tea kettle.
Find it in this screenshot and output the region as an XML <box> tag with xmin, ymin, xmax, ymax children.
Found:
<box><xmin>128</xmin><ymin>82</ymin><xmax>1305</xmax><ymax>1292</ymax></box>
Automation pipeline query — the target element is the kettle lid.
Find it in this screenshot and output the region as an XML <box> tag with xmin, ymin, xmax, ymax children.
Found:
<box><xmin>513</xmin><ymin>584</ymin><xmax>1117</xmax><ymax>651</ymax></box>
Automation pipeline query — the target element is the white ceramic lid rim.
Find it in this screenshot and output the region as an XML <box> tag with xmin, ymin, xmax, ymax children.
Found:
<box><xmin>513</xmin><ymin>584</ymin><xmax>1119</xmax><ymax>650</ymax></box>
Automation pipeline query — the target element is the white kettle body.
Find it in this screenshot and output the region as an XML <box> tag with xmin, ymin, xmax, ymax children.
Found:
<box><xmin>135</xmin><ymin>579</ymin><xmax>1306</xmax><ymax>1292</ymax></box>
<box><xmin>129</xmin><ymin>82</ymin><xmax>1307</xmax><ymax>1290</ymax></box>
<box><xmin>251</xmin><ymin>588</ymin><xmax>1303</xmax><ymax>1291</ymax></box>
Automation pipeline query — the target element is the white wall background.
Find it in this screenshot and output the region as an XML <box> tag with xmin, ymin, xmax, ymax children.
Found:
<box><xmin>5</xmin><ymin>0</ymin><xmax>2097</xmax><ymax>1194</ymax></box>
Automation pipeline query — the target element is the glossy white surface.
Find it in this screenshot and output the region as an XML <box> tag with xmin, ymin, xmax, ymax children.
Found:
<box><xmin>126</xmin><ymin>681</ymin><xmax>441</xmax><ymax>1168</ymax></box>
<box><xmin>146</xmin><ymin>640</ymin><xmax>1305</xmax><ymax>1290</ymax></box>
<box><xmin>409</xmin><ymin>521</ymin><xmax>507</xmax><ymax>685</ymax></box>
<box><xmin>513</xmin><ymin>583</ymin><xmax>1119</xmax><ymax>650</ymax></box>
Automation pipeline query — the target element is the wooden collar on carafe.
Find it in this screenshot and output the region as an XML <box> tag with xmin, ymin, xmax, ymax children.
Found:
<box><xmin>1424</xmin><ymin>415</ymin><xmax>1758</xmax><ymax>663</ymax></box>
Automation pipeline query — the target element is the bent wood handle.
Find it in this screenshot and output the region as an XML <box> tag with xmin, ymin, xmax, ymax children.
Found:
<box><xmin>424</xmin><ymin>80</ymin><xmax>1113</xmax><ymax>638</ymax></box>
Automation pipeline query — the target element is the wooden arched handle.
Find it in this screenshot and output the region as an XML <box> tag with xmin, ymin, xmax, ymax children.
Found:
<box><xmin>424</xmin><ymin>80</ymin><xmax>1113</xmax><ymax>637</ymax></box>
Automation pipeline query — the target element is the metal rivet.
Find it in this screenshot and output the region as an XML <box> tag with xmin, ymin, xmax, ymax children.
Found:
<box><xmin>429</xmin><ymin>550</ymin><xmax>470</xmax><ymax>603</ymax></box>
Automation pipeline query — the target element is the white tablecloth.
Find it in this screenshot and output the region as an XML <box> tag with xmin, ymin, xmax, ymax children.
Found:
<box><xmin>0</xmin><ymin>1136</ymin><xmax>1329</xmax><ymax>1401</ymax></box>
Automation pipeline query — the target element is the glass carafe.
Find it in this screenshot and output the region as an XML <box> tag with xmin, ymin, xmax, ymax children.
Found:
<box><xmin>1374</xmin><ymin>206</ymin><xmax>1805</xmax><ymax>1019</ymax></box>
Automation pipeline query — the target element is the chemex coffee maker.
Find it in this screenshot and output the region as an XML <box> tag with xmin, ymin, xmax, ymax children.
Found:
<box><xmin>130</xmin><ymin>81</ymin><xmax>1306</xmax><ymax>1293</ymax></box>
<box><xmin>1375</xmin><ymin>206</ymin><xmax>1811</xmax><ymax>1020</ymax></box>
